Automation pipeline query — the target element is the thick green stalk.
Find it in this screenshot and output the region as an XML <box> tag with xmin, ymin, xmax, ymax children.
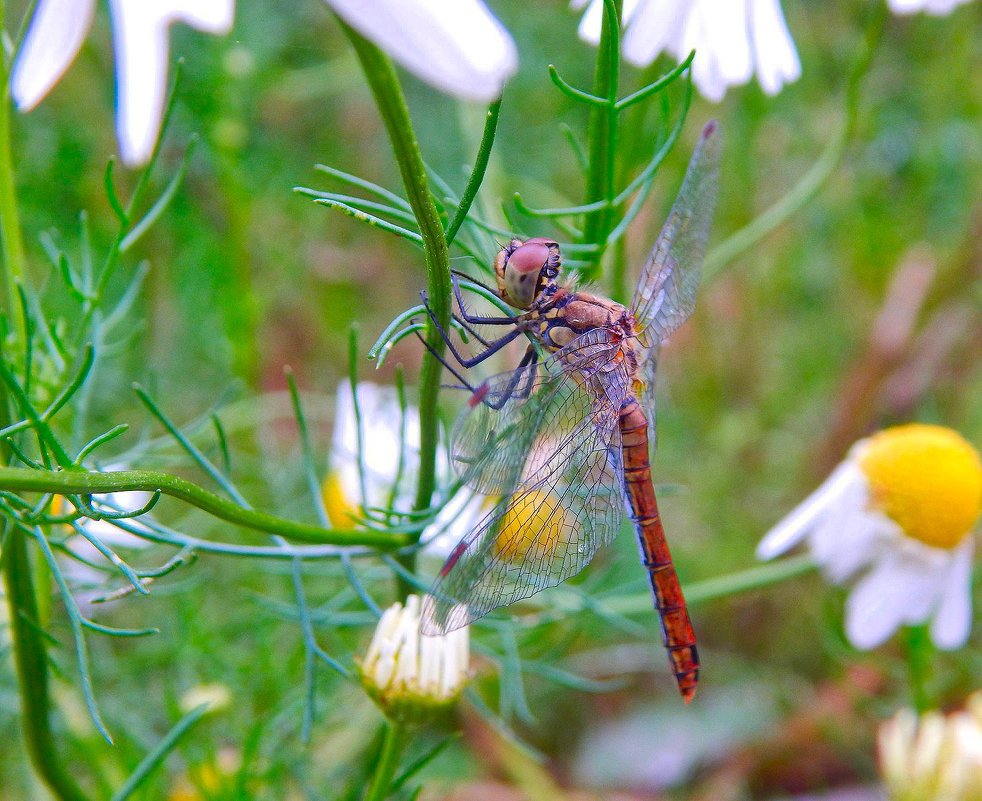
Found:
<box><xmin>905</xmin><ymin>625</ymin><xmax>932</xmax><ymax>714</ymax></box>
<box><xmin>340</xmin><ymin>23</ymin><xmax>452</xmax><ymax>592</ymax></box>
<box><xmin>0</xmin><ymin>6</ymin><xmax>82</xmax><ymax>795</ymax></box>
<box><xmin>0</xmin><ymin>0</ymin><xmax>27</xmax><ymax>345</ymax></box>
<box><xmin>0</xmin><ymin>466</ymin><xmax>409</xmax><ymax>547</ymax></box>
<box><xmin>3</xmin><ymin>522</ymin><xmax>90</xmax><ymax>801</ymax></box>
<box><xmin>581</xmin><ymin>0</ymin><xmax>620</xmax><ymax>277</ymax></box>
<box><xmin>364</xmin><ymin>721</ymin><xmax>410</xmax><ymax>801</ymax></box>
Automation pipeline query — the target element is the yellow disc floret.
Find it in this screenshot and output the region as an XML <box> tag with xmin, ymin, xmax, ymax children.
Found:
<box><xmin>859</xmin><ymin>424</ymin><xmax>982</xmax><ymax>549</ymax></box>
<box><xmin>322</xmin><ymin>471</ymin><xmax>360</xmax><ymax>528</ymax></box>
<box><xmin>493</xmin><ymin>489</ymin><xmax>569</xmax><ymax>563</ymax></box>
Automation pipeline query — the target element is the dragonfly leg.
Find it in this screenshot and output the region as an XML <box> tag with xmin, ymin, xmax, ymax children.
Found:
<box><xmin>413</xmin><ymin>329</ymin><xmax>479</xmax><ymax>393</ymax></box>
<box><xmin>449</xmin><ymin>310</ymin><xmax>495</xmax><ymax>348</ymax></box>
<box><xmin>420</xmin><ymin>294</ymin><xmax>527</xmax><ymax>369</ymax></box>
<box><xmin>479</xmin><ymin>346</ymin><xmax>538</xmax><ymax>410</ymax></box>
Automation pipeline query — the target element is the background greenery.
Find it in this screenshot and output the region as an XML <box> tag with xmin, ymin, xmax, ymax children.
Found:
<box><xmin>2</xmin><ymin>0</ymin><xmax>980</xmax><ymax>798</ymax></box>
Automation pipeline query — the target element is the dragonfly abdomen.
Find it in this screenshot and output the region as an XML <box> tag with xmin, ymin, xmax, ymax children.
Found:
<box><xmin>619</xmin><ymin>397</ymin><xmax>700</xmax><ymax>703</ymax></box>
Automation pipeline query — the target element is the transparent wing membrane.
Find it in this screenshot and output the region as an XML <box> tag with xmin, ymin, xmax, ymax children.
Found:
<box><xmin>450</xmin><ymin>330</ymin><xmax>622</xmax><ymax>496</ymax></box>
<box><xmin>631</xmin><ymin>121</ymin><xmax>721</xmax><ymax>342</ymax></box>
<box><xmin>422</xmin><ymin>331</ymin><xmax>631</xmax><ymax>634</ymax></box>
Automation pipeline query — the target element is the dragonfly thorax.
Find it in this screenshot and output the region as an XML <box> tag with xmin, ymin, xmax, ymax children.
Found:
<box><xmin>494</xmin><ymin>237</ymin><xmax>561</xmax><ymax>310</ymax></box>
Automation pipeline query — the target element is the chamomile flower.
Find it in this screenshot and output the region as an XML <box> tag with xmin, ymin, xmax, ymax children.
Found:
<box><xmin>573</xmin><ymin>0</ymin><xmax>801</xmax><ymax>102</ymax></box>
<box><xmin>359</xmin><ymin>594</ymin><xmax>469</xmax><ymax>724</ymax></box>
<box><xmin>11</xmin><ymin>0</ymin><xmax>516</xmax><ymax>167</ymax></box>
<box><xmin>887</xmin><ymin>0</ymin><xmax>976</xmax><ymax>15</ymax></box>
<box><xmin>878</xmin><ymin>692</ymin><xmax>982</xmax><ymax>801</ymax></box>
<box><xmin>757</xmin><ymin>424</ymin><xmax>981</xmax><ymax>650</ymax></box>
<box><xmin>323</xmin><ymin>381</ymin><xmax>420</xmax><ymax>527</ymax></box>
<box><xmin>12</xmin><ymin>0</ymin><xmax>234</xmax><ymax>166</ymax></box>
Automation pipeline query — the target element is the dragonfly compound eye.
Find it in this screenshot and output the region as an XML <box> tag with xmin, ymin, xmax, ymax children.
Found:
<box><xmin>501</xmin><ymin>241</ymin><xmax>551</xmax><ymax>309</ymax></box>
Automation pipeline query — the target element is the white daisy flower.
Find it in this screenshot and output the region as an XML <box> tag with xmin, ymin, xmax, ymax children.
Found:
<box><xmin>325</xmin><ymin>0</ymin><xmax>518</xmax><ymax>103</ymax></box>
<box><xmin>323</xmin><ymin>381</ymin><xmax>421</xmax><ymax>527</ymax></box>
<box><xmin>359</xmin><ymin>594</ymin><xmax>469</xmax><ymax>723</ymax></box>
<box><xmin>573</xmin><ymin>0</ymin><xmax>801</xmax><ymax>102</ymax></box>
<box><xmin>11</xmin><ymin>0</ymin><xmax>234</xmax><ymax>166</ymax></box>
<box><xmin>757</xmin><ymin>424</ymin><xmax>981</xmax><ymax>651</ymax></box>
<box><xmin>11</xmin><ymin>0</ymin><xmax>516</xmax><ymax>167</ymax></box>
<box><xmin>878</xmin><ymin>692</ymin><xmax>982</xmax><ymax>801</ymax></box>
<box><xmin>887</xmin><ymin>0</ymin><xmax>977</xmax><ymax>15</ymax></box>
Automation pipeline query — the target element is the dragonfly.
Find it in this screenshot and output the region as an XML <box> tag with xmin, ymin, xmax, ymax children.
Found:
<box><xmin>419</xmin><ymin>121</ymin><xmax>721</xmax><ymax>702</ymax></box>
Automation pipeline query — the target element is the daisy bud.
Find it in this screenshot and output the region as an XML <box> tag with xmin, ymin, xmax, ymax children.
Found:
<box><xmin>359</xmin><ymin>595</ymin><xmax>470</xmax><ymax>726</ymax></box>
<box><xmin>878</xmin><ymin>693</ymin><xmax>982</xmax><ymax>801</ymax></box>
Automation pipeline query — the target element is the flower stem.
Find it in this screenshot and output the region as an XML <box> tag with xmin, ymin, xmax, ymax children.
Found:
<box><xmin>0</xmin><ymin>0</ymin><xmax>28</xmax><ymax>345</ymax></box>
<box><xmin>581</xmin><ymin>0</ymin><xmax>620</xmax><ymax>278</ymax></box>
<box><xmin>2</xmin><ymin>522</ymin><xmax>91</xmax><ymax>801</ymax></box>
<box><xmin>904</xmin><ymin>624</ymin><xmax>933</xmax><ymax>714</ymax></box>
<box><xmin>340</xmin><ymin>22</ymin><xmax>452</xmax><ymax>595</ymax></box>
<box><xmin>364</xmin><ymin>721</ymin><xmax>410</xmax><ymax>801</ymax></box>
<box><xmin>596</xmin><ymin>554</ymin><xmax>816</xmax><ymax>616</ymax></box>
<box><xmin>0</xmin><ymin>466</ymin><xmax>409</xmax><ymax>547</ymax></box>
<box><xmin>445</xmin><ymin>98</ymin><xmax>502</xmax><ymax>247</ymax></box>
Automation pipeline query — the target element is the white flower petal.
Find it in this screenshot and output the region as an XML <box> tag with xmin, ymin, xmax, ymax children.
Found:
<box><xmin>748</xmin><ymin>0</ymin><xmax>800</xmax><ymax>96</ymax></box>
<box><xmin>888</xmin><ymin>0</ymin><xmax>975</xmax><ymax>15</ymax></box>
<box><xmin>11</xmin><ymin>0</ymin><xmax>96</xmax><ymax>111</ymax></box>
<box><xmin>929</xmin><ymin>537</ymin><xmax>974</xmax><ymax>650</ymax></box>
<box><xmin>614</xmin><ymin>0</ymin><xmax>800</xmax><ymax>100</ymax></box>
<box><xmin>756</xmin><ymin>461</ymin><xmax>860</xmax><ymax>560</ymax></box>
<box><xmin>331</xmin><ymin>381</ymin><xmax>434</xmax><ymax>512</ymax></box>
<box><xmin>845</xmin><ymin>554</ymin><xmax>944</xmax><ymax>649</ymax></box>
<box><xmin>577</xmin><ymin>0</ymin><xmax>643</xmax><ymax>46</ymax></box>
<box><xmin>808</xmin><ymin>472</ymin><xmax>883</xmax><ymax>581</ymax></box>
<box><xmin>326</xmin><ymin>0</ymin><xmax>517</xmax><ymax>102</ymax></box>
<box><xmin>694</xmin><ymin>1</ymin><xmax>753</xmax><ymax>87</ymax></box>
<box><xmin>576</xmin><ymin>0</ymin><xmax>604</xmax><ymax>46</ymax></box>
<box><xmin>622</xmin><ymin>0</ymin><xmax>688</xmax><ymax>68</ymax></box>
<box><xmin>108</xmin><ymin>0</ymin><xmax>234</xmax><ymax>166</ymax></box>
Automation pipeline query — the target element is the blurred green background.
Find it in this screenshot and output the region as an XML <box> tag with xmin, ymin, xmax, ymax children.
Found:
<box><xmin>2</xmin><ymin>0</ymin><xmax>980</xmax><ymax>798</ymax></box>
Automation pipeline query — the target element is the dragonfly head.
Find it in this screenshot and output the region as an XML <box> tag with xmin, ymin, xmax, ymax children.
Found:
<box><xmin>494</xmin><ymin>237</ymin><xmax>561</xmax><ymax>309</ymax></box>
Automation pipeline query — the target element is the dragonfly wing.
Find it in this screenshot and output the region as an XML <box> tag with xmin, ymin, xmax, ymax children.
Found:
<box><xmin>637</xmin><ymin>339</ymin><xmax>660</xmax><ymax>457</ymax></box>
<box><xmin>422</xmin><ymin>339</ymin><xmax>632</xmax><ymax>634</ymax></box>
<box><xmin>451</xmin><ymin>329</ymin><xmax>621</xmax><ymax>496</ymax></box>
<box><xmin>631</xmin><ymin>121</ymin><xmax>721</xmax><ymax>343</ymax></box>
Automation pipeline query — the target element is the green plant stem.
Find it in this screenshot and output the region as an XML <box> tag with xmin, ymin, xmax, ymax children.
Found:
<box><xmin>2</xmin><ymin>522</ymin><xmax>90</xmax><ymax>801</ymax></box>
<box><xmin>109</xmin><ymin>704</ymin><xmax>209</xmax><ymax>801</ymax></box>
<box><xmin>581</xmin><ymin>0</ymin><xmax>620</xmax><ymax>276</ymax></box>
<box><xmin>340</xmin><ymin>22</ymin><xmax>452</xmax><ymax>595</ymax></box>
<box><xmin>445</xmin><ymin>98</ymin><xmax>502</xmax><ymax>246</ymax></box>
<box><xmin>364</xmin><ymin>721</ymin><xmax>410</xmax><ymax>801</ymax></box>
<box><xmin>0</xmin><ymin>466</ymin><xmax>408</xmax><ymax>547</ymax></box>
<box><xmin>703</xmin><ymin>2</ymin><xmax>885</xmax><ymax>280</ymax></box>
<box><xmin>905</xmin><ymin>625</ymin><xmax>932</xmax><ymax>714</ymax></box>
<box><xmin>0</xmin><ymin>0</ymin><xmax>27</xmax><ymax>345</ymax></box>
<box><xmin>597</xmin><ymin>554</ymin><xmax>816</xmax><ymax>616</ymax></box>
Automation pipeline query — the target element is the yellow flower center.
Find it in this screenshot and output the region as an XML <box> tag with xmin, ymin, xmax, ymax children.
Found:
<box><xmin>492</xmin><ymin>489</ymin><xmax>569</xmax><ymax>563</ymax></box>
<box><xmin>859</xmin><ymin>424</ymin><xmax>982</xmax><ymax>549</ymax></box>
<box><xmin>322</xmin><ymin>471</ymin><xmax>360</xmax><ymax>528</ymax></box>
